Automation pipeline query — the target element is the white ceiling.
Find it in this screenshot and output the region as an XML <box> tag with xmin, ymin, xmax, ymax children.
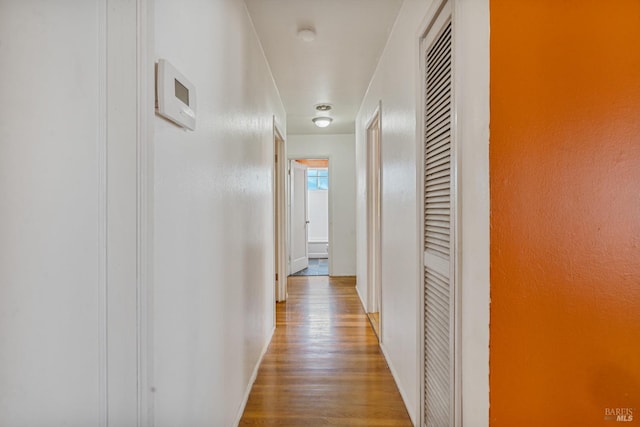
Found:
<box><xmin>244</xmin><ymin>0</ymin><xmax>403</xmax><ymax>135</ymax></box>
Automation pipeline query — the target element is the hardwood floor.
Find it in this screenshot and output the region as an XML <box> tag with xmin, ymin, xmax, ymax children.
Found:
<box><xmin>239</xmin><ymin>276</ymin><xmax>412</xmax><ymax>426</ymax></box>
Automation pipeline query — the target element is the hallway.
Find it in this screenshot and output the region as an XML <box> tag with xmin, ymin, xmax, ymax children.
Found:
<box><xmin>4</xmin><ymin>0</ymin><xmax>638</xmax><ymax>425</ymax></box>
<box><xmin>239</xmin><ymin>276</ymin><xmax>412</xmax><ymax>426</ymax></box>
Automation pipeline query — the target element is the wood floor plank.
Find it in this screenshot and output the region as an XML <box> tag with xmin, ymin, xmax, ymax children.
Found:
<box><xmin>239</xmin><ymin>276</ymin><xmax>413</xmax><ymax>426</ymax></box>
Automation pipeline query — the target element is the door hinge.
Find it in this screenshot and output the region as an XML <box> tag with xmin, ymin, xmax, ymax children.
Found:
<box><xmin>275</xmin><ymin>273</ymin><xmax>278</xmax><ymax>281</ymax></box>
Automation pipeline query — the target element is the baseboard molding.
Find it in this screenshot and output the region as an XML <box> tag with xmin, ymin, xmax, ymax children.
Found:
<box><xmin>380</xmin><ymin>342</ymin><xmax>418</xmax><ymax>426</ymax></box>
<box><xmin>232</xmin><ymin>325</ymin><xmax>275</xmax><ymax>427</ymax></box>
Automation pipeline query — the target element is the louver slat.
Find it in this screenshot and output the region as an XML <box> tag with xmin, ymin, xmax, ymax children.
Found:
<box><xmin>424</xmin><ymin>20</ymin><xmax>453</xmax><ymax>427</ymax></box>
<box><xmin>425</xmin><ymin>266</ymin><xmax>451</xmax><ymax>425</ymax></box>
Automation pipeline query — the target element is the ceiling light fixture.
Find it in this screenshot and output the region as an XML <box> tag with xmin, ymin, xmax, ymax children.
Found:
<box><xmin>312</xmin><ymin>117</ymin><xmax>333</xmax><ymax>128</ymax></box>
<box><xmin>315</xmin><ymin>104</ymin><xmax>332</xmax><ymax>112</ymax></box>
<box><xmin>297</xmin><ymin>28</ymin><xmax>316</xmax><ymax>42</ymax></box>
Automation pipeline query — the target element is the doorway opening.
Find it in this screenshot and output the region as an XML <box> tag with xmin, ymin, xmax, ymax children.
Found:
<box><xmin>289</xmin><ymin>158</ymin><xmax>330</xmax><ymax>277</ymax></box>
<box><xmin>366</xmin><ymin>107</ymin><xmax>382</xmax><ymax>340</ymax></box>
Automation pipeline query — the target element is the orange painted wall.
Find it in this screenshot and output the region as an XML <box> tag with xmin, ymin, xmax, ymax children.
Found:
<box><xmin>490</xmin><ymin>1</ymin><xmax>640</xmax><ymax>425</ymax></box>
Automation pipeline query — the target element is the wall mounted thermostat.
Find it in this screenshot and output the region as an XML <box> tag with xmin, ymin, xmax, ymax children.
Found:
<box><xmin>156</xmin><ymin>59</ymin><xmax>196</xmax><ymax>130</ymax></box>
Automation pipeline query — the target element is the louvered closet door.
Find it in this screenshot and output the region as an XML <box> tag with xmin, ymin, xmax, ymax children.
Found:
<box><xmin>423</xmin><ymin>17</ymin><xmax>454</xmax><ymax>427</ymax></box>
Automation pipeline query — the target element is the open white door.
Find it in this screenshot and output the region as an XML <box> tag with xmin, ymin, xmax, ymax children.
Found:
<box><xmin>290</xmin><ymin>160</ymin><xmax>309</xmax><ymax>274</ymax></box>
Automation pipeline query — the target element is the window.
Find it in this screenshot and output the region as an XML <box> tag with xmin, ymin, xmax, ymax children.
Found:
<box><xmin>307</xmin><ymin>168</ymin><xmax>328</xmax><ymax>190</ymax></box>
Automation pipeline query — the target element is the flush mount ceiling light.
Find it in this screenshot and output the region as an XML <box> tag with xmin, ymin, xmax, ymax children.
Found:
<box><xmin>297</xmin><ymin>27</ymin><xmax>316</xmax><ymax>42</ymax></box>
<box><xmin>312</xmin><ymin>116</ymin><xmax>333</xmax><ymax>128</ymax></box>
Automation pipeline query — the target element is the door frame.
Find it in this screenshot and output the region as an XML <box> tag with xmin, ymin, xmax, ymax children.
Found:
<box><xmin>287</xmin><ymin>155</ymin><xmax>332</xmax><ymax>277</ymax></box>
<box><xmin>365</xmin><ymin>104</ymin><xmax>382</xmax><ymax>340</ymax></box>
<box><xmin>274</xmin><ymin>120</ymin><xmax>287</xmax><ymax>303</ymax></box>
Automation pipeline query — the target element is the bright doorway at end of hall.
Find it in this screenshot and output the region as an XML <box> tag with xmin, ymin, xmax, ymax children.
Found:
<box><xmin>290</xmin><ymin>159</ymin><xmax>329</xmax><ymax>277</ymax></box>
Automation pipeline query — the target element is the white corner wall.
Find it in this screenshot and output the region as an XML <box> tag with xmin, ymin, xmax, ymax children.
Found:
<box><xmin>355</xmin><ymin>0</ymin><xmax>434</xmax><ymax>423</ymax></box>
<box><xmin>288</xmin><ymin>134</ymin><xmax>356</xmax><ymax>276</ymax></box>
<box><xmin>153</xmin><ymin>0</ymin><xmax>286</xmax><ymax>425</ymax></box>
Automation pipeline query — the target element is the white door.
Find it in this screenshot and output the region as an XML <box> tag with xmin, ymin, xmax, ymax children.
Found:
<box><xmin>290</xmin><ymin>160</ymin><xmax>309</xmax><ymax>273</ymax></box>
<box><xmin>421</xmin><ymin>3</ymin><xmax>458</xmax><ymax>426</ymax></box>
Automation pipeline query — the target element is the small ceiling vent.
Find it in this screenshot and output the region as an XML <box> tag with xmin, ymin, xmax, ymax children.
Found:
<box><xmin>315</xmin><ymin>104</ymin><xmax>332</xmax><ymax>112</ymax></box>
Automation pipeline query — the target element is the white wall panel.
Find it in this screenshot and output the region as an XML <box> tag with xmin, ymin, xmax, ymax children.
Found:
<box><xmin>153</xmin><ymin>0</ymin><xmax>286</xmax><ymax>425</ymax></box>
<box><xmin>0</xmin><ymin>1</ymin><xmax>102</xmax><ymax>425</ymax></box>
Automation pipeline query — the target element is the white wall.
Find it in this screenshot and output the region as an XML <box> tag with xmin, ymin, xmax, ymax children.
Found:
<box><xmin>308</xmin><ymin>189</ymin><xmax>329</xmax><ymax>258</ymax></box>
<box><xmin>308</xmin><ymin>190</ymin><xmax>329</xmax><ymax>242</ymax></box>
<box><xmin>356</xmin><ymin>0</ymin><xmax>491</xmax><ymax>425</ymax></box>
<box><xmin>355</xmin><ymin>0</ymin><xmax>432</xmax><ymax>423</ymax></box>
<box><xmin>0</xmin><ymin>1</ymin><xmax>488</xmax><ymax>426</ymax></box>
<box><xmin>153</xmin><ymin>0</ymin><xmax>286</xmax><ymax>426</ymax></box>
<box><xmin>0</xmin><ymin>2</ymin><xmax>102</xmax><ymax>424</ymax></box>
<box><xmin>0</xmin><ymin>1</ymin><xmax>142</xmax><ymax>425</ymax></box>
<box><xmin>288</xmin><ymin>134</ymin><xmax>356</xmax><ymax>276</ymax></box>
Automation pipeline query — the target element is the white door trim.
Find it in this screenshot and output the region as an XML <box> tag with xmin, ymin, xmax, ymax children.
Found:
<box><xmin>274</xmin><ymin>120</ymin><xmax>287</xmax><ymax>302</ymax></box>
<box><xmin>136</xmin><ymin>0</ymin><xmax>155</xmax><ymax>424</ymax></box>
<box><xmin>102</xmin><ymin>0</ymin><xmax>155</xmax><ymax>424</ymax></box>
<box><xmin>365</xmin><ymin>103</ymin><xmax>382</xmax><ymax>339</ymax></box>
<box><xmin>287</xmin><ymin>155</ymin><xmax>333</xmax><ymax>276</ymax></box>
<box><xmin>451</xmin><ymin>0</ymin><xmax>490</xmax><ymax>422</ymax></box>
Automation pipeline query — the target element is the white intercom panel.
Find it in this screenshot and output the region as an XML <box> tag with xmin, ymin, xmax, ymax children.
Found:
<box><xmin>156</xmin><ymin>59</ymin><xmax>196</xmax><ymax>130</ymax></box>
